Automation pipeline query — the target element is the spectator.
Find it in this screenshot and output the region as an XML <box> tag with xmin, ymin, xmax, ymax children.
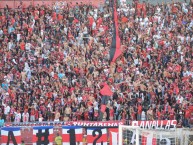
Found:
<box><xmin>21</xmin><ymin>141</ymin><xmax>25</xmax><ymax>145</ymax></box>
<box><xmin>38</xmin><ymin>114</ymin><xmax>44</xmax><ymax>122</ymax></box>
<box><xmin>55</xmin><ymin>133</ymin><xmax>62</xmax><ymax>145</ymax></box>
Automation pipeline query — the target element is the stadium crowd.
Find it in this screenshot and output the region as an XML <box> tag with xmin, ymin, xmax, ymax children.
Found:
<box><xmin>0</xmin><ymin>0</ymin><xmax>193</xmax><ymax>128</ymax></box>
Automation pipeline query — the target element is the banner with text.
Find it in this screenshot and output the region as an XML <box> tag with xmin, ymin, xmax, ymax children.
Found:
<box><xmin>1</xmin><ymin>125</ymin><xmax>121</xmax><ymax>145</ymax></box>
<box><xmin>131</xmin><ymin>120</ymin><xmax>177</xmax><ymax>129</ymax></box>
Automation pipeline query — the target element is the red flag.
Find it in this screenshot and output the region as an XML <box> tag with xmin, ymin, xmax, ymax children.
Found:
<box><xmin>100</xmin><ymin>84</ymin><xmax>113</xmax><ymax>96</ymax></box>
<box><xmin>73</xmin><ymin>18</ymin><xmax>79</xmax><ymax>23</ymax></box>
<box><xmin>121</xmin><ymin>17</ymin><xmax>128</xmax><ymax>23</ymax></box>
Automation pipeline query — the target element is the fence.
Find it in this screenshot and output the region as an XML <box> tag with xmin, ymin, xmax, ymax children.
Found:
<box><xmin>0</xmin><ymin>0</ymin><xmax>105</xmax><ymax>8</ymax></box>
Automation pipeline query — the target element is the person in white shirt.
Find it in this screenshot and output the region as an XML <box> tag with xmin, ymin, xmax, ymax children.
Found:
<box><xmin>177</xmin><ymin>95</ymin><xmax>184</xmax><ymax>104</ymax></box>
<box><xmin>54</xmin><ymin>109</ymin><xmax>60</xmax><ymax>122</ymax></box>
<box><xmin>93</xmin><ymin>99</ymin><xmax>99</xmax><ymax>110</ymax></box>
<box><xmin>22</xmin><ymin>110</ymin><xmax>29</xmax><ymax>122</ymax></box>
<box><xmin>17</xmin><ymin>33</ymin><xmax>21</xmax><ymax>42</ymax></box>
<box><xmin>0</xmin><ymin>29</ymin><xmax>3</xmax><ymax>37</ymax></box>
<box><xmin>141</xmin><ymin>111</ymin><xmax>146</xmax><ymax>121</ymax></box>
<box><xmin>39</xmin><ymin>114</ymin><xmax>44</xmax><ymax>122</ymax></box>
<box><xmin>14</xmin><ymin>110</ymin><xmax>21</xmax><ymax>123</ymax></box>
<box><xmin>4</xmin><ymin>104</ymin><xmax>10</xmax><ymax>116</ymax></box>
<box><xmin>92</xmin><ymin>21</ymin><xmax>96</xmax><ymax>33</ymax></box>
<box><xmin>8</xmin><ymin>40</ymin><xmax>13</xmax><ymax>50</ymax></box>
<box><xmin>93</xmin><ymin>9</ymin><xmax>98</xmax><ymax>20</ymax></box>
<box><xmin>83</xmin><ymin>25</ymin><xmax>88</xmax><ymax>35</ymax></box>
<box><xmin>98</xmin><ymin>25</ymin><xmax>104</xmax><ymax>33</ymax></box>
<box><xmin>77</xmin><ymin>95</ymin><xmax>82</xmax><ymax>103</ymax></box>
<box><xmin>25</xmin><ymin>42</ymin><xmax>31</xmax><ymax>51</ymax></box>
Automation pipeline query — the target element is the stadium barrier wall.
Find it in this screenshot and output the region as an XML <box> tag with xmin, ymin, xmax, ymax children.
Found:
<box><xmin>0</xmin><ymin>121</ymin><xmax>193</xmax><ymax>145</ymax></box>
<box><xmin>1</xmin><ymin>125</ymin><xmax>193</xmax><ymax>145</ymax></box>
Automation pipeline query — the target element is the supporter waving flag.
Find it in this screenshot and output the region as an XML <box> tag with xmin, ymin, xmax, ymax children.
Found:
<box><xmin>100</xmin><ymin>83</ymin><xmax>113</xmax><ymax>96</ymax></box>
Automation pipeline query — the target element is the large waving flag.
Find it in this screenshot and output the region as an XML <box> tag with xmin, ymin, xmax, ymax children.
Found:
<box><xmin>109</xmin><ymin>128</ymin><xmax>119</xmax><ymax>145</ymax></box>
<box><xmin>109</xmin><ymin>0</ymin><xmax>122</xmax><ymax>62</ymax></box>
<box><xmin>1</xmin><ymin>127</ymin><xmax>21</xmax><ymax>145</ymax></box>
<box><xmin>87</xmin><ymin>128</ymin><xmax>108</xmax><ymax>145</ymax></box>
<box><xmin>33</xmin><ymin>126</ymin><xmax>53</xmax><ymax>145</ymax></box>
<box><xmin>62</xmin><ymin>126</ymin><xmax>83</xmax><ymax>145</ymax></box>
<box><xmin>100</xmin><ymin>84</ymin><xmax>113</xmax><ymax>96</ymax></box>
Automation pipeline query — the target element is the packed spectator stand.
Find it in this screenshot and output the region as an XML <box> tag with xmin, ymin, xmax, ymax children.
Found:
<box><xmin>0</xmin><ymin>0</ymin><xmax>193</xmax><ymax>129</ymax></box>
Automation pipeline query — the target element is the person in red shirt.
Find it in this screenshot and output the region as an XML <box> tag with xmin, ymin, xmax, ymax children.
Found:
<box><xmin>130</xmin><ymin>107</ymin><xmax>136</xmax><ymax>121</ymax></box>
<box><xmin>109</xmin><ymin>106</ymin><xmax>114</xmax><ymax>120</ymax></box>
<box><xmin>35</xmin><ymin>109</ymin><xmax>39</xmax><ymax>121</ymax></box>
<box><xmin>169</xmin><ymin>108</ymin><xmax>175</xmax><ymax>120</ymax></box>
<box><xmin>30</xmin><ymin>107</ymin><xmax>35</xmax><ymax>122</ymax></box>
<box><xmin>10</xmin><ymin>106</ymin><xmax>15</xmax><ymax>122</ymax></box>
<box><xmin>84</xmin><ymin>109</ymin><xmax>89</xmax><ymax>121</ymax></box>
<box><xmin>156</xmin><ymin>108</ymin><xmax>161</xmax><ymax>120</ymax></box>
<box><xmin>93</xmin><ymin>110</ymin><xmax>99</xmax><ymax>121</ymax></box>
<box><xmin>183</xmin><ymin>107</ymin><xmax>191</xmax><ymax>128</ymax></box>
<box><xmin>122</xmin><ymin>109</ymin><xmax>127</xmax><ymax>121</ymax></box>
<box><xmin>20</xmin><ymin>40</ymin><xmax>25</xmax><ymax>51</ymax></box>
<box><xmin>137</xmin><ymin>103</ymin><xmax>142</xmax><ymax>121</ymax></box>
<box><xmin>76</xmin><ymin>109</ymin><xmax>82</xmax><ymax>120</ymax></box>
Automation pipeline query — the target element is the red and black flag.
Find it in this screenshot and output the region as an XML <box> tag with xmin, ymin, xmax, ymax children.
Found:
<box><xmin>109</xmin><ymin>0</ymin><xmax>122</xmax><ymax>62</ymax></box>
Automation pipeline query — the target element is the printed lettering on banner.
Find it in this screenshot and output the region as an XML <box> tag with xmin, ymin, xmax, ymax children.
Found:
<box><xmin>1</xmin><ymin>127</ymin><xmax>21</xmax><ymax>145</ymax></box>
<box><xmin>32</xmin><ymin>126</ymin><xmax>54</xmax><ymax>145</ymax></box>
<box><xmin>132</xmin><ymin>120</ymin><xmax>177</xmax><ymax>129</ymax></box>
